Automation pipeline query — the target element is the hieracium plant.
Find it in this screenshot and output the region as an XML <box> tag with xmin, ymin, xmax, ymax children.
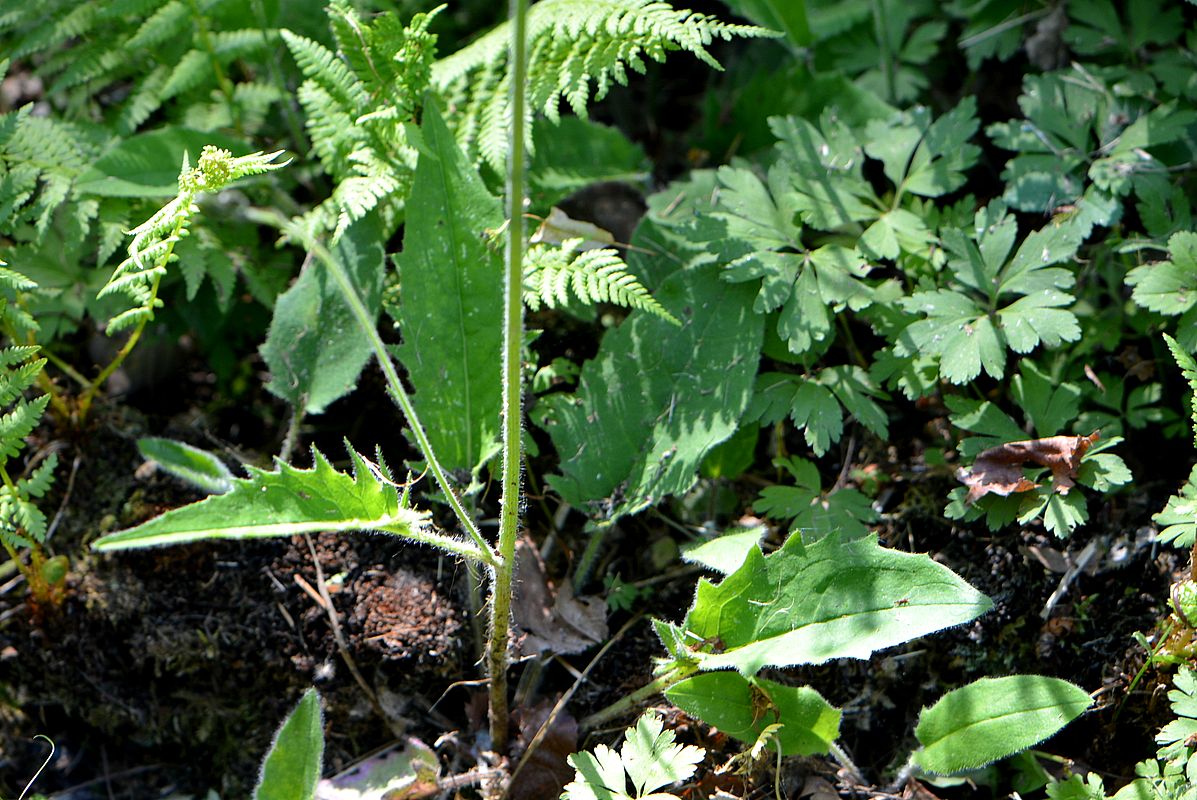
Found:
<box><xmin>89</xmin><ymin>0</ymin><xmax>1101</xmax><ymax>793</ymax></box>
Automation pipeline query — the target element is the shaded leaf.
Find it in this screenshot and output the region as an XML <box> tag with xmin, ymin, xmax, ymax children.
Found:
<box><xmin>261</xmin><ymin>214</ymin><xmax>385</xmax><ymax>415</ymax></box>
<box><xmin>666</xmin><ymin>672</ymin><xmax>840</xmax><ymax>756</ymax></box>
<box><xmin>137</xmin><ymin>436</ymin><xmax>234</xmax><ymax>495</ymax></box>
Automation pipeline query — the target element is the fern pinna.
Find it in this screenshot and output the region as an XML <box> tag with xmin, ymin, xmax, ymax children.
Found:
<box><xmin>0</xmin><ymin>267</ymin><xmax>56</xmax><ymax>586</ymax></box>
<box><xmin>523</xmin><ymin>238</ymin><xmax>679</xmax><ymax>324</ymax></box>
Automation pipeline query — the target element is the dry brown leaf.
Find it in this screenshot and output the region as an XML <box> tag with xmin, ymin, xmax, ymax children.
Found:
<box><xmin>957</xmin><ymin>432</ymin><xmax>1099</xmax><ymax>504</ymax></box>
<box><xmin>512</xmin><ymin>537</ymin><xmax>607</xmax><ymax>657</ymax></box>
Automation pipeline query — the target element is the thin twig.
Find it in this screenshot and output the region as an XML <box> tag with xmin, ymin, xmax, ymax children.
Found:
<box><xmin>44</xmin><ymin>453</ymin><xmax>81</xmax><ymax>543</ymax></box>
<box><xmin>301</xmin><ymin>533</ymin><xmax>384</xmax><ymax>721</ymax></box>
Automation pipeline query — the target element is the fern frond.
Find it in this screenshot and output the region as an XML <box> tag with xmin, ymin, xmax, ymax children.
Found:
<box><xmin>523</xmin><ymin>239</ymin><xmax>679</xmax><ymax>324</ymax></box>
<box><xmin>113</xmin><ymin>66</ymin><xmax>169</xmax><ymax>135</ymax></box>
<box><xmin>281</xmin><ymin>29</ymin><xmax>368</xmax><ymax>112</ymax></box>
<box><xmin>161</xmin><ymin>49</ymin><xmax>210</xmax><ymax>99</ymax></box>
<box><xmin>281</xmin><ymin>4</ymin><xmax>438</xmax><ymax>238</ymax></box>
<box><xmin>433</xmin><ymin>0</ymin><xmax>777</xmax><ymax>171</ymax></box>
<box><xmin>10</xmin><ymin>494</ymin><xmax>46</xmax><ymax>543</ymax></box>
<box><xmin>7</xmin><ymin>3</ymin><xmax>99</xmax><ymax>59</ymax></box>
<box><xmin>101</xmin><ymin>147</ymin><xmax>288</xmax><ymax>331</ymax></box>
<box><xmin>210</xmin><ymin>28</ymin><xmax>277</xmax><ymax>57</ymax></box>
<box><xmin>0</xmin><ymin>357</ymin><xmax>46</xmax><ymax>407</ymax></box>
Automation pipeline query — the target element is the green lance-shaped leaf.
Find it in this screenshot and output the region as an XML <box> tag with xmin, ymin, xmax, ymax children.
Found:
<box><xmin>254</xmin><ymin>688</ymin><xmax>324</xmax><ymax>800</ymax></box>
<box><xmin>261</xmin><ymin>214</ymin><xmax>385</xmax><ymax>415</ymax></box>
<box><xmin>137</xmin><ymin>437</ymin><xmax>234</xmax><ymax>495</ymax></box>
<box><xmin>544</xmin><ymin>261</ymin><xmax>762</xmax><ymax>523</ymax></box>
<box><xmin>673</xmin><ymin>532</ymin><xmax>992</xmax><ymax>676</ymax></box>
<box><xmin>912</xmin><ymin>675</ymin><xmax>1092</xmax><ymax>775</ymax></box>
<box><xmin>92</xmin><ymin>446</ymin><xmax>436</xmax><ymax>553</ymax></box>
<box><xmin>666</xmin><ymin>672</ymin><xmax>840</xmax><ymax>756</ymax></box>
<box><xmin>393</xmin><ymin>99</ymin><xmax>503</xmax><ymax>476</ymax></box>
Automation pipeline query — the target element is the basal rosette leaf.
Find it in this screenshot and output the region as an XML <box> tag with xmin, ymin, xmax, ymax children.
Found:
<box><xmin>92</xmin><ymin>446</ymin><xmax>431</xmax><ymax>551</ymax></box>
<box><xmin>913</xmin><ymin>676</ymin><xmax>1092</xmax><ymax>775</ymax></box>
<box><xmin>666</xmin><ymin>672</ymin><xmax>840</xmax><ymax>756</ymax></box>
<box><xmin>261</xmin><ymin>214</ymin><xmax>385</xmax><ymax>416</ymax></box>
<box><xmin>677</xmin><ymin>531</ymin><xmax>992</xmax><ymax>676</ymax></box>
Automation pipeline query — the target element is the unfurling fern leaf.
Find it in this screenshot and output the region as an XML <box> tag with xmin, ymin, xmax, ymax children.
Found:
<box><xmin>281</xmin><ymin>2</ymin><xmax>439</xmax><ymax>238</ymax></box>
<box><xmin>100</xmin><ymin>146</ymin><xmax>287</xmax><ymax>334</ymax></box>
<box><xmin>523</xmin><ymin>238</ymin><xmax>679</xmax><ymax>324</ymax></box>
<box><xmin>433</xmin><ymin>0</ymin><xmax>778</xmax><ymax>171</ymax></box>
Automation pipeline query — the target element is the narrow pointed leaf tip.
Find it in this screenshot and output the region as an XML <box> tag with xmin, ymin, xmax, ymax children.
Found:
<box><xmin>92</xmin><ymin>445</ymin><xmax>430</xmax><ymax>551</ymax></box>
<box><xmin>254</xmin><ymin>688</ymin><xmax>324</xmax><ymax>800</ymax></box>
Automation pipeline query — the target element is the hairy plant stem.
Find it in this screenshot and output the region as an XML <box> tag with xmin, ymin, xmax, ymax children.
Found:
<box><xmin>487</xmin><ymin>0</ymin><xmax>530</xmax><ymax>753</ymax></box>
<box><xmin>300</xmin><ymin>236</ymin><xmax>497</xmax><ymax>568</ymax></box>
<box><xmin>579</xmin><ymin>663</ymin><xmax>696</xmax><ymax>732</ymax></box>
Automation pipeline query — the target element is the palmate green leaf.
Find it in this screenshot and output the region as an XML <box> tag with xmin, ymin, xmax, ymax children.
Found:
<box><xmin>261</xmin><ymin>214</ymin><xmax>385</xmax><ymax>416</ymax></box>
<box><xmin>896</xmin><ymin>204</ymin><xmax>1082</xmax><ymax>383</ymax></box>
<box><xmin>913</xmin><ymin>676</ymin><xmax>1092</xmax><ymax>775</ymax></box>
<box><xmin>393</xmin><ymin>100</ymin><xmax>503</xmax><ymax>477</ymax></box>
<box><xmin>863</xmin><ymin>96</ymin><xmax>980</xmax><ymax>199</ymax></box>
<box><xmin>1156</xmin><ymin>666</ymin><xmax>1197</xmax><ymax>783</ymax></box>
<box><xmin>1164</xmin><ymin>332</ymin><xmax>1197</xmax><ymax>446</ymax></box>
<box><xmin>254</xmin><ymin>688</ymin><xmax>323</xmax><ymax>800</ymax></box>
<box><xmin>91</xmin><ymin>446</ymin><xmax>431</xmax><ymax>551</ymax></box>
<box><xmin>725</xmin><ymin>244</ymin><xmax>873</xmax><ymax>355</ymax></box>
<box><xmin>666</xmin><ymin>672</ymin><xmax>840</xmax><ymax>756</ymax></box>
<box><xmin>751</xmin><ymin>456</ymin><xmax>877</xmax><ymax>540</ymax></box>
<box><xmin>544</xmin><ymin>261</ymin><xmax>762</xmax><ymax>524</ymax></box>
<box><xmin>1009</xmin><ymin>361</ymin><xmax>1082</xmax><ymax>437</ymax></box>
<box><xmin>674</xmin><ymin>531</ymin><xmax>992</xmax><ymax>676</ymax></box>
<box><xmin>563</xmin><ymin>711</ymin><xmax>704</xmax><ymax>800</ymax></box>
<box><xmin>747</xmin><ymin>365</ymin><xmax>887</xmax><ymax>458</ymax></box>
<box><xmin>1154</xmin><ymin>465</ymin><xmax>1197</xmax><ymax>548</ymax></box>
<box><xmin>768</xmin><ymin>114</ymin><xmax>878</xmax><ymax>232</ymax></box>
<box><xmin>1128</xmin><ymin>234</ymin><xmax>1197</xmax><ymax>348</ymax></box>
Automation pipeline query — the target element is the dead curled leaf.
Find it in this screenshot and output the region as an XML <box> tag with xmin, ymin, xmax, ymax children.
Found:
<box><xmin>957</xmin><ymin>432</ymin><xmax>1099</xmax><ymax>504</ymax></box>
<box><xmin>512</xmin><ymin>537</ymin><xmax>608</xmax><ymax>656</ymax></box>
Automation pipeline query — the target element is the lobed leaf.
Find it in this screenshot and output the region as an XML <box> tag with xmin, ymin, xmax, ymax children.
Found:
<box><xmin>92</xmin><ymin>446</ymin><xmax>431</xmax><ymax>551</ymax></box>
